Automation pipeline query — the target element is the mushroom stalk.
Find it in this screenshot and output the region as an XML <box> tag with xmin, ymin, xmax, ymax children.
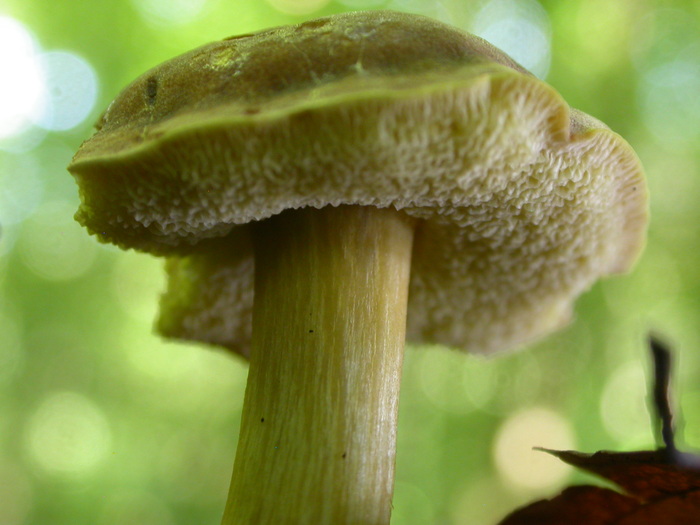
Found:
<box><xmin>222</xmin><ymin>205</ymin><xmax>415</xmax><ymax>524</ymax></box>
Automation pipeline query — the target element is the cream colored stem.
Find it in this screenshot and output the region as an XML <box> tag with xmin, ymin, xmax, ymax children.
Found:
<box><xmin>222</xmin><ymin>205</ymin><xmax>415</xmax><ymax>525</ymax></box>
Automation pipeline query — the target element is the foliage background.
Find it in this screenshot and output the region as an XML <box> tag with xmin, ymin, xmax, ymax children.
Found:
<box><xmin>1</xmin><ymin>0</ymin><xmax>699</xmax><ymax>523</ymax></box>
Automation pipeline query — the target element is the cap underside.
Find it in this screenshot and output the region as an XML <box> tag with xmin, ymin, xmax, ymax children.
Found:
<box><xmin>145</xmin><ymin>72</ymin><xmax>646</xmax><ymax>356</ymax></box>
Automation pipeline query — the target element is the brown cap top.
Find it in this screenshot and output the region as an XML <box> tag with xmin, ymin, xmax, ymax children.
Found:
<box><xmin>69</xmin><ymin>10</ymin><xmax>647</xmax><ymax>356</ymax></box>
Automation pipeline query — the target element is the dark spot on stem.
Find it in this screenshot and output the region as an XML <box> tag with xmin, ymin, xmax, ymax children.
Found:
<box><xmin>260</xmin><ymin>418</ymin><xmax>265</xmax><ymax>423</ymax></box>
<box><xmin>342</xmin><ymin>452</ymin><xmax>347</xmax><ymax>459</ymax></box>
<box><xmin>309</xmin><ymin>329</ymin><xmax>314</xmax><ymax>333</ymax></box>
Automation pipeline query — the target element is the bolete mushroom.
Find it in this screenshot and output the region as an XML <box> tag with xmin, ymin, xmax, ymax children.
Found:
<box><xmin>68</xmin><ymin>10</ymin><xmax>647</xmax><ymax>525</ymax></box>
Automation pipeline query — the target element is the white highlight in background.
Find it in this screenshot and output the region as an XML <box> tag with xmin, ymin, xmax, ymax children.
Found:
<box><xmin>0</xmin><ymin>17</ymin><xmax>45</xmax><ymax>140</ymax></box>
<box><xmin>36</xmin><ymin>51</ymin><xmax>98</xmax><ymax>132</ymax></box>
<box><xmin>493</xmin><ymin>407</ymin><xmax>574</xmax><ymax>490</ymax></box>
<box><xmin>26</xmin><ymin>391</ymin><xmax>112</xmax><ymax>478</ymax></box>
<box><xmin>472</xmin><ymin>0</ymin><xmax>551</xmax><ymax>79</ymax></box>
<box><xmin>130</xmin><ymin>0</ymin><xmax>210</xmax><ymax>26</ymax></box>
<box><xmin>639</xmin><ymin>51</ymin><xmax>700</xmax><ymax>146</ymax></box>
<box><xmin>0</xmin><ymin>16</ymin><xmax>98</xmax><ymax>147</ymax></box>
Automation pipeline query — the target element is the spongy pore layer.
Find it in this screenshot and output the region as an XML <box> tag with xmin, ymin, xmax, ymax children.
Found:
<box><xmin>68</xmin><ymin>10</ymin><xmax>647</xmax><ymax>356</ymax></box>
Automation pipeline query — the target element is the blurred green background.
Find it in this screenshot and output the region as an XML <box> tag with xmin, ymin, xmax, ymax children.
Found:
<box><xmin>1</xmin><ymin>0</ymin><xmax>698</xmax><ymax>523</ymax></box>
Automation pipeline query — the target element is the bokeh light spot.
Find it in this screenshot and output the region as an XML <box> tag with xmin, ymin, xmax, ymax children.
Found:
<box><xmin>470</xmin><ymin>352</ymin><xmax>543</xmax><ymax>416</ymax></box>
<box><xmin>0</xmin><ymin>17</ymin><xmax>45</xmax><ymax>141</ymax></box>
<box><xmin>494</xmin><ymin>407</ymin><xmax>575</xmax><ymax>490</ymax></box>
<box><xmin>602</xmin><ymin>246</ymin><xmax>681</xmax><ymax>319</ymax></box>
<box><xmin>265</xmin><ymin>0</ymin><xmax>330</xmax><ymax>16</ymax></box>
<box><xmin>0</xmin><ymin>457</ymin><xmax>33</xmax><ymax>525</ymax></box>
<box><xmin>130</xmin><ymin>0</ymin><xmax>210</xmax><ymax>26</ymax></box>
<box><xmin>112</xmin><ymin>254</ymin><xmax>247</xmax><ymax>417</ymax></box>
<box><xmin>386</xmin><ymin>0</ymin><xmax>450</xmax><ymax>21</ymax></box>
<box><xmin>0</xmin><ymin>153</ymin><xmax>43</xmax><ymax>226</ymax></box>
<box><xmin>639</xmin><ymin>49</ymin><xmax>700</xmax><ymax>145</ymax></box>
<box><xmin>631</xmin><ymin>9</ymin><xmax>697</xmax><ymax>71</ymax></box>
<box><xmin>26</xmin><ymin>391</ymin><xmax>112</xmax><ymax>478</ymax></box>
<box><xmin>631</xmin><ymin>9</ymin><xmax>700</xmax><ymax>146</ymax></box>
<box><xmin>0</xmin><ymin>125</ymin><xmax>48</xmax><ymax>154</ymax></box>
<box><xmin>572</xmin><ymin>0</ymin><xmax>629</xmax><ymax>73</ymax></box>
<box><xmin>35</xmin><ymin>51</ymin><xmax>98</xmax><ymax>132</ymax></box>
<box><xmin>336</xmin><ymin>0</ymin><xmax>386</xmax><ymax>8</ymax></box>
<box><xmin>121</xmin><ymin>326</ymin><xmax>246</xmax><ymax>418</ymax></box>
<box><xmin>111</xmin><ymin>251</ymin><xmax>165</xmax><ymax>321</ymax></box>
<box><xmin>451</xmin><ymin>476</ymin><xmax>510</xmax><ymax>525</ymax></box>
<box><xmin>472</xmin><ymin>0</ymin><xmax>551</xmax><ymax>78</ymax></box>
<box><xmin>418</xmin><ymin>349</ymin><xmax>480</xmax><ymax>414</ymax></box>
<box><xmin>417</xmin><ymin>348</ymin><xmax>524</xmax><ymax>414</ymax></box>
<box><xmin>98</xmin><ymin>491</ymin><xmax>174</xmax><ymax>525</ymax></box>
<box><xmin>157</xmin><ymin>430</ymin><xmax>233</xmax><ymax>503</ymax></box>
<box><xmin>600</xmin><ymin>361</ymin><xmax>654</xmax><ymax>446</ymax></box>
<box><xmin>0</xmin><ymin>304</ymin><xmax>23</xmax><ymax>385</ymax></box>
<box><xmin>391</xmin><ymin>481</ymin><xmax>436</xmax><ymax>525</ymax></box>
<box><xmin>461</xmin><ymin>357</ymin><xmax>498</xmax><ymax>409</ymax></box>
<box><xmin>18</xmin><ymin>200</ymin><xmax>98</xmax><ymax>281</ymax></box>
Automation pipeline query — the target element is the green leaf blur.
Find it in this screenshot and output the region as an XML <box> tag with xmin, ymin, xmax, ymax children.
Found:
<box><xmin>1</xmin><ymin>0</ymin><xmax>698</xmax><ymax>524</ymax></box>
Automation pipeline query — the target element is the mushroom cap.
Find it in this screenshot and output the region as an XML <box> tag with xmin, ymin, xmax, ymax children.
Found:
<box><xmin>69</xmin><ymin>10</ymin><xmax>647</xmax><ymax>356</ymax></box>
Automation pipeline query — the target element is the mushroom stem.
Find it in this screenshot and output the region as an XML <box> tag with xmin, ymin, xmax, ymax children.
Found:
<box><xmin>222</xmin><ymin>205</ymin><xmax>415</xmax><ymax>524</ymax></box>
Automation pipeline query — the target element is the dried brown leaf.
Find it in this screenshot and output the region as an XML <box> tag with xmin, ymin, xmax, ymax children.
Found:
<box><xmin>498</xmin><ymin>485</ymin><xmax>638</xmax><ymax>525</ymax></box>
<box><xmin>539</xmin><ymin>448</ymin><xmax>700</xmax><ymax>501</ymax></box>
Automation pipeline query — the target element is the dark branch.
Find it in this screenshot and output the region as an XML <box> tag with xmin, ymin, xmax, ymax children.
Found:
<box><xmin>649</xmin><ymin>334</ymin><xmax>676</xmax><ymax>454</ymax></box>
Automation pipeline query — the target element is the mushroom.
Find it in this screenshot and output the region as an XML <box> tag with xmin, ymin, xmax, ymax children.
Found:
<box><xmin>68</xmin><ymin>10</ymin><xmax>647</xmax><ymax>525</ymax></box>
